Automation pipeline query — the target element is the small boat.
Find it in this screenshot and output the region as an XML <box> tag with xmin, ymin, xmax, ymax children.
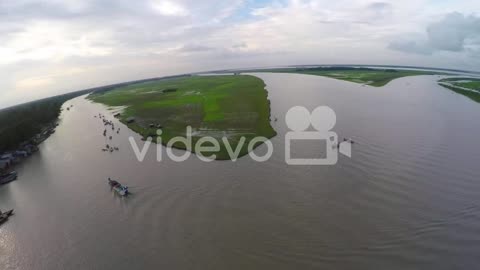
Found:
<box><xmin>0</xmin><ymin>171</ymin><xmax>18</xmax><ymax>185</ymax></box>
<box><xmin>108</xmin><ymin>178</ymin><xmax>129</xmax><ymax>196</ymax></box>
<box><xmin>1</xmin><ymin>209</ymin><xmax>14</xmax><ymax>216</ymax></box>
<box><xmin>0</xmin><ymin>209</ymin><xmax>14</xmax><ymax>224</ymax></box>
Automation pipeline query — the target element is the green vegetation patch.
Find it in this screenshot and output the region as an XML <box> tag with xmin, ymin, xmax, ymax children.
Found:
<box><xmin>438</xmin><ymin>78</ymin><xmax>480</xmax><ymax>103</ymax></box>
<box><xmin>439</xmin><ymin>77</ymin><xmax>480</xmax><ymax>91</ymax></box>
<box><xmin>298</xmin><ymin>69</ymin><xmax>437</xmax><ymax>87</ymax></box>
<box><xmin>88</xmin><ymin>75</ymin><xmax>277</xmax><ymax>160</ymax></box>
<box><xmin>258</xmin><ymin>67</ymin><xmax>440</xmax><ymax>87</ymax></box>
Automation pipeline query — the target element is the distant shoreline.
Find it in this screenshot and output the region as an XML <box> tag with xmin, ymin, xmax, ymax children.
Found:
<box><xmin>3</xmin><ymin>64</ymin><xmax>479</xmax><ymax>111</ymax></box>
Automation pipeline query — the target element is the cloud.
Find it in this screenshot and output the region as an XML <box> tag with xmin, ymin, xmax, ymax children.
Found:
<box><xmin>177</xmin><ymin>43</ymin><xmax>214</xmax><ymax>52</ymax></box>
<box><xmin>427</xmin><ymin>12</ymin><xmax>480</xmax><ymax>52</ymax></box>
<box><xmin>388</xmin><ymin>40</ymin><xmax>432</xmax><ymax>55</ymax></box>
<box><xmin>16</xmin><ymin>76</ymin><xmax>55</xmax><ymax>90</ymax></box>
<box><xmin>0</xmin><ymin>21</ymin><xmax>113</xmax><ymax>65</ymax></box>
<box><xmin>232</xmin><ymin>42</ymin><xmax>248</xmax><ymax>49</ymax></box>
<box><xmin>151</xmin><ymin>1</ymin><xmax>189</xmax><ymax>16</ymax></box>
<box><xmin>365</xmin><ymin>2</ymin><xmax>393</xmax><ymax>19</ymax></box>
<box><xmin>368</xmin><ymin>2</ymin><xmax>391</xmax><ymax>10</ymax></box>
<box><xmin>2</xmin><ymin>0</ymin><xmax>480</xmax><ymax>108</ymax></box>
<box><xmin>389</xmin><ymin>12</ymin><xmax>480</xmax><ymax>55</ymax></box>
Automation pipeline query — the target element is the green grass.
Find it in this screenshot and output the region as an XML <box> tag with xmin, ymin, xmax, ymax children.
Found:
<box><xmin>456</xmin><ymin>81</ymin><xmax>480</xmax><ymax>90</ymax></box>
<box><xmin>255</xmin><ymin>67</ymin><xmax>439</xmax><ymax>87</ymax></box>
<box><xmin>438</xmin><ymin>78</ymin><xmax>480</xmax><ymax>103</ymax></box>
<box><xmin>298</xmin><ymin>70</ymin><xmax>437</xmax><ymax>87</ymax></box>
<box><xmin>88</xmin><ymin>75</ymin><xmax>277</xmax><ymax>160</ymax></box>
<box><xmin>439</xmin><ymin>78</ymin><xmax>480</xmax><ymax>91</ymax></box>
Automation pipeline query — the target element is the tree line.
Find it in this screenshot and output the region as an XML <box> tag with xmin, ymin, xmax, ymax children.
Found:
<box><xmin>0</xmin><ymin>74</ymin><xmax>192</xmax><ymax>152</ymax></box>
<box><xmin>0</xmin><ymin>90</ymin><xmax>90</xmax><ymax>152</ymax></box>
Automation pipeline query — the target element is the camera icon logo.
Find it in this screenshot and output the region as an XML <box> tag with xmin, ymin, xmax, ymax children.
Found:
<box><xmin>285</xmin><ymin>106</ymin><xmax>352</xmax><ymax>165</ymax></box>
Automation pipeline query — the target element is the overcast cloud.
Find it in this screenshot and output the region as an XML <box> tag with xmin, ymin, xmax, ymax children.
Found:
<box><xmin>389</xmin><ymin>12</ymin><xmax>480</xmax><ymax>55</ymax></box>
<box><xmin>1</xmin><ymin>0</ymin><xmax>480</xmax><ymax>108</ymax></box>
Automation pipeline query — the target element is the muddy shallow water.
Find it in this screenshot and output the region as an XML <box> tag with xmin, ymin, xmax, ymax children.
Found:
<box><xmin>1</xmin><ymin>73</ymin><xmax>480</xmax><ymax>270</ymax></box>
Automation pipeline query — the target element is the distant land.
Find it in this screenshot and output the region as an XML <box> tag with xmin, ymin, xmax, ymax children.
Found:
<box><xmin>209</xmin><ymin>64</ymin><xmax>480</xmax><ymax>76</ymax></box>
<box><xmin>438</xmin><ymin>77</ymin><xmax>480</xmax><ymax>103</ymax></box>
<box><xmin>2</xmin><ymin>65</ymin><xmax>480</xmax><ymax>155</ymax></box>
<box><xmin>205</xmin><ymin>65</ymin><xmax>480</xmax><ymax>101</ymax></box>
<box><xmin>231</xmin><ymin>66</ymin><xmax>443</xmax><ymax>87</ymax></box>
<box><xmin>3</xmin><ymin>64</ymin><xmax>480</xmax><ymax>110</ymax></box>
<box><xmin>0</xmin><ymin>89</ymin><xmax>91</xmax><ymax>152</ymax></box>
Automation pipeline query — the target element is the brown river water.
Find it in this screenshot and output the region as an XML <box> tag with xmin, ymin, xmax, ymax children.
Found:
<box><xmin>1</xmin><ymin>73</ymin><xmax>480</xmax><ymax>269</ymax></box>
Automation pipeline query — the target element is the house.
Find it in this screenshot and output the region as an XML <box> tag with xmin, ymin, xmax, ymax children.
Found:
<box><xmin>1</xmin><ymin>153</ymin><xmax>14</xmax><ymax>161</ymax></box>
<box><xmin>14</xmin><ymin>150</ymin><xmax>28</xmax><ymax>158</ymax></box>
<box><xmin>0</xmin><ymin>155</ymin><xmax>12</xmax><ymax>174</ymax></box>
<box><xmin>0</xmin><ymin>160</ymin><xmax>10</xmax><ymax>173</ymax></box>
<box><xmin>23</xmin><ymin>144</ymin><xmax>38</xmax><ymax>154</ymax></box>
<box><xmin>1</xmin><ymin>153</ymin><xmax>19</xmax><ymax>164</ymax></box>
<box><xmin>34</xmin><ymin>133</ymin><xmax>48</xmax><ymax>144</ymax></box>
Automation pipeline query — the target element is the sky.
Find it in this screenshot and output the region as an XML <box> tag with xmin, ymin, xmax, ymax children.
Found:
<box><xmin>1</xmin><ymin>0</ymin><xmax>480</xmax><ymax>108</ymax></box>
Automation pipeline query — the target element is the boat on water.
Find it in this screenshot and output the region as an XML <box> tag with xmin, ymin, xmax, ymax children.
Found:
<box><xmin>108</xmin><ymin>178</ymin><xmax>129</xmax><ymax>196</ymax></box>
<box><xmin>0</xmin><ymin>171</ymin><xmax>17</xmax><ymax>185</ymax></box>
<box><xmin>0</xmin><ymin>209</ymin><xmax>14</xmax><ymax>225</ymax></box>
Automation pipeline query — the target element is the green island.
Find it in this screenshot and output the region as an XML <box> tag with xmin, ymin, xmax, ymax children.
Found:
<box><xmin>292</xmin><ymin>67</ymin><xmax>439</xmax><ymax>86</ymax></box>
<box><xmin>438</xmin><ymin>77</ymin><xmax>480</xmax><ymax>103</ymax></box>
<box><xmin>245</xmin><ymin>67</ymin><xmax>441</xmax><ymax>87</ymax></box>
<box><xmin>88</xmin><ymin>75</ymin><xmax>277</xmax><ymax>160</ymax></box>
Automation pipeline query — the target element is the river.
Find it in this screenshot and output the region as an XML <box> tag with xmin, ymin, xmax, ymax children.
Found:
<box><xmin>1</xmin><ymin>73</ymin><xmax>480</xmax><ymax>270</ymax></box>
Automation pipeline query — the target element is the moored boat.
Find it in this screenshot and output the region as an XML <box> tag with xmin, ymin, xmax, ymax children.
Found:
<box><xmin>0</xmin><ymin>171</ymin><xmax>18</xmax><ymax>185</ymax></box>
<box><xmin>0</xmin><ymin>209</ymin><xmax>14</xmax><ymax>225</ymax></box>
<box><xmin>108</xmin><ymin>178</ymin><xmax>129</xmax><ymax>196</ymax></box>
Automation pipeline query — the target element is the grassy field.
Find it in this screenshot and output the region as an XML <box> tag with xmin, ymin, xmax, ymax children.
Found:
<box><xmin>254</xmin><ymin>67</ymin><xmax>439</xmax><ymax>87</ymax></box>
<box><xmin>439</xmin><ymin>78</ymin><xmax>480</xmax><ymax>90</ymax></box>
<box><xmin>438</xmin><ymin>78</ymin><xmax>480</xmax><ymax>103</ymax></box>
<box><xmin>296</xmin><ymin>69</ymin><xmax>437</xmax><ymax>86</ymax></box>
<box><xmin>88</xmin><ymin>75</ymin><xmax>277</xmax><ymax>160</ymax></box>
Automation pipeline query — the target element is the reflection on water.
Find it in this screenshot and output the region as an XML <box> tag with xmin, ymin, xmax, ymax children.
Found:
<box><xmin>1</xmin><ymin>73</ymin><xmax>480</xmax><ymax>270</ymax></box>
